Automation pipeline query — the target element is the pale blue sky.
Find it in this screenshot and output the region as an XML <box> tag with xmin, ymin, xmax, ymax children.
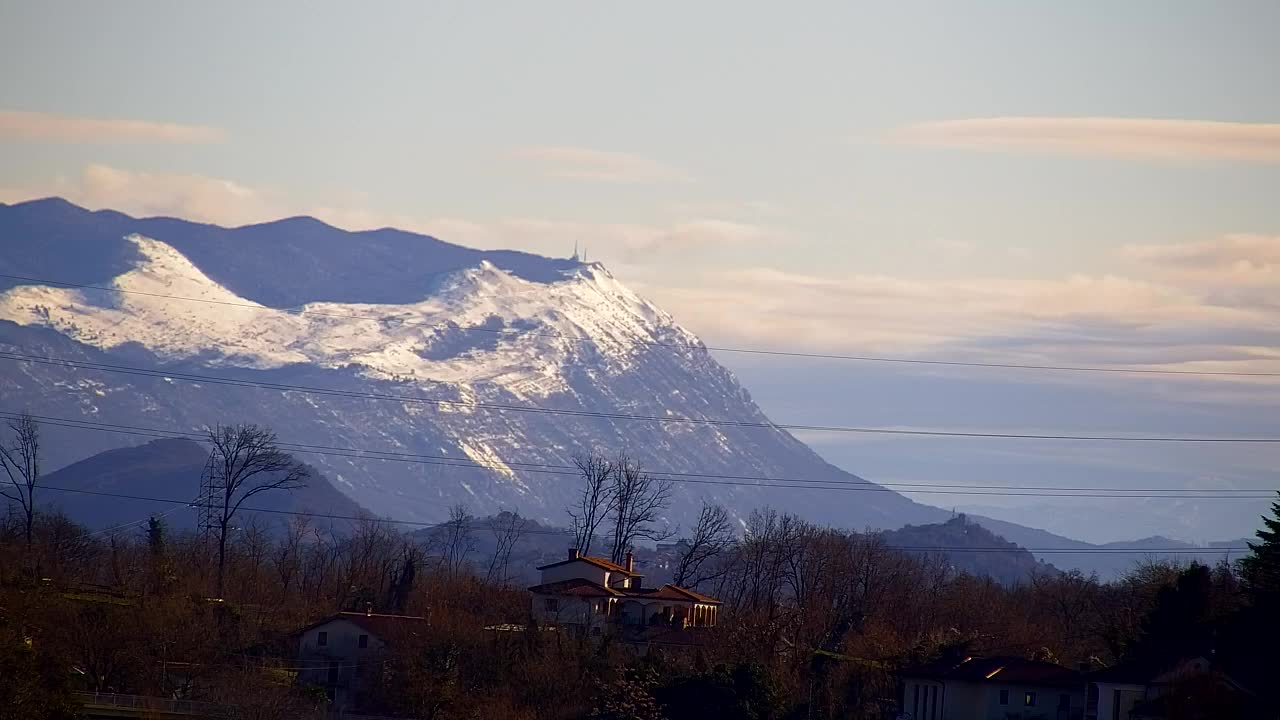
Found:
<box><xmin>2</xmin><ymin>0</ymin><xmax>1278</xmax><ymax>540</ymax></box>
<box><xmin>2</xmin><ymin>1</ymin><xmax>1277</xmax><ymax>278</ymax></box>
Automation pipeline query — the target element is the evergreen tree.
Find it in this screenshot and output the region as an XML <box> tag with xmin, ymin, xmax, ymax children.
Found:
<box><xmin>146</xmin><ymin>515</ymin><xmax>166</xmax><ymax>558</ymax></box>
<box><xmin>145</xmin><ymin>515</ymin><xmax>175</xmax><ymax>594</ymax></box>
<box><xmin>1126</xmin><ymin>563</ymin><xmax>1215</xmax><ymax>665</ymax></box>
<box><xmin>1239</xmin><ymin>492</ymin><xmax>1280</xmax><ymax>598</ymax></box>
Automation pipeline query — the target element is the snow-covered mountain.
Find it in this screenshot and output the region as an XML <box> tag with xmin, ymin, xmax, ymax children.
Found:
<box><xmin>0</xmin><ymin>198</ymin><xmax>952</xmax><ymax>532</ymax></box>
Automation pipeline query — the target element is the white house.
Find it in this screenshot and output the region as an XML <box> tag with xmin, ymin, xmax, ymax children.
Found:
<box><xmin>898</xmin><ymin>655</ymin><xmax>1085</xmax><ymax>720</ymax></box>
<box><xmin>528</xmin><ymin>549</ymin><xmax>720</xmax><ymax>633</ymax></box>
<box><xmin>292</xmin><ymin>610</ymin><xmax>429</xmax><ymax>708</ymax></box>
<box><xmin>1085</xmin><ymin>657</ymin><xmax>1251</xmax><ymax>720</ymax></box>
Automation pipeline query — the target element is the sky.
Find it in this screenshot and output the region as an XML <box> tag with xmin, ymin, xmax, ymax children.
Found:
<box><xmin>1</xmin><ymin>1</ymin><xmax>1278</xmax><ymax>542</ymax></box>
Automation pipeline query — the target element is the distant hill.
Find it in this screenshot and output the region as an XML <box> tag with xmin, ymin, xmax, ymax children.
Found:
<box><xmin>882</xmin><ymin>516</ymin><xmax>1055</xmax><ymax>585</ymax></box>
<box><xmin>39</xmin><ymin>438</ymin><xmax>371</xmax><ymax>532</ymax></box>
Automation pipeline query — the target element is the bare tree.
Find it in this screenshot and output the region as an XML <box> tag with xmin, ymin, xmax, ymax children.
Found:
<box><xmin>607</xmin><ymin>455</ymin><xmax>673</xmax><ymax>565</ymax></box>
<box><xmin>0</xmin><ymin>412</ymin><xmax>40</xmax><ymax>555</ymax></box>
<box><xmin>485</xmin><ymin>510</ymin><xmax>528</xmax><ymax>585</ymax></box>
<box><xmin>386</xmin><ymin>542</ymin><xmax>420</xmax><ymax>612</ymax></box>
<box><xmin>436</xmin><ymin>504</ymin><xmax>475</xmax><ymax>578</ymax></box>
<box><xmin>566</xmin><ymin>453</ymin><xmax>615</xmax><ymax>555</ymax></box>
<box><xmin>273</xmin><ymin>515</ymin><xmax>311</xmax><ymax>599</ymax></box>
<box><xmin>206</xmin><ymin>423</ymin><xmax>308</xmax><ymax>598</ymax></box>
<box><xmin>672</xmin><ymin>502</ymin><xmax>735</xmax><ymax>588</ymax></box>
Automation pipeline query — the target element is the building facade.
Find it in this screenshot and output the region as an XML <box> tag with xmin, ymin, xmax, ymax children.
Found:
<box><xmin>528</xmin><ymin>549</ymin><xmax>720</xmax><ymax>633</ymax></box>
<box><xmin>899</xmin><ymin>656</ymin><xmax>1085</xmax><ymax>720</ymax></box>
<box><xmin>292</xmin><ymin>610</ymin><xmax>428</xmax><ymax>708</ymax></box>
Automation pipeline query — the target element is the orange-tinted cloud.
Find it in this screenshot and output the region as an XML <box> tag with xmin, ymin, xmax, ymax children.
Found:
<box><xmin>889</xmin><ymin>117</ymin><xmax>1280</xmax><ymax>163</ymax></box>
<box><xmin>0</xmin><ymin>110</ymin><xmax>225</xmax><ymax>144</ymax></box>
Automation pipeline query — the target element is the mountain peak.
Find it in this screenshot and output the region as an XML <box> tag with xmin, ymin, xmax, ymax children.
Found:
<box><xmin>239</xmin><ymin>214</ymin><xmax>340</xmax><ymax>233</ymax></box>
<box><xmin>10</xmin><ymin>196</ymin><xmax>89</xmax><ymax>216</ymax></box>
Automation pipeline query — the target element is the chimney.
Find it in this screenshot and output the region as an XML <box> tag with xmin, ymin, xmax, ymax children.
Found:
<box><xmin>568</xmin><ymin>548</ymin><xmax>581</xmax><ymax>560</ymax></box>
<box><xmin>1078</xmin><ymin>659</ymin><xmax>1092</xmax><ymax>673</ymax></box>
<box><xmin>625</xmin><ymin>551</ymin><xmax>634</xmax><ymax>573</ymax></box>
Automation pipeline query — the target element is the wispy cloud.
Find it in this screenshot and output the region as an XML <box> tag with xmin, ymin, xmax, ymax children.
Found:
<box><xmin>513</xmin><ymin>146</ymin><xmax>692</xmax><ymax>183</ymax></box>
<box><xmin>431</xmin><ymin>217</ymin><xmax>777</xmax><ymax>260</ymax></box>
<box><xmin>0</xmin><ymin>165</ymin><xmax>773</xmax><ymax>261</ymax></box>
<box><xmin>1122</xmin><ymin>234</ymin><xmax>1280</xmax><ymax>309</ymax></box>
<box><xmin>0</xmin><ymin>110</ymin><xmax>225</xmax><ymax>144</ymax></box>
<box><xmin>888</xmin><ymin>117</ymin><xmax>1280</xmax><ymax>164</ymax></box>
<box><xmin>1123</xmin><ymin>234</ymin><xmax>1280</xmax><ymax>269</ymax></box>
<box><xmin>630</xmin><ymin>248</ymin><xmax>1280</xmax><ymax>378</ymax></box>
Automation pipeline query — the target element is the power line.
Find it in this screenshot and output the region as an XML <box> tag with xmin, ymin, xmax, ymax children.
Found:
<box><xmin>7</xmin><ymin>411</ymin><xmax>1277</xmax><ymax>500</ymax></box>
<box><xmin>9</xmin><ymin>410</ymin><xmax>1279</xmax><ymax>496</ymax></box>
<box><xmin>5</xmin><ymin>350</ymin><xmax>1280</xmax><ymax>444</ymax></box>
<box><xmin>3</xmin><ymin>271</ymin><xmax>1277</xmax><ymax>379</ymax></box>
<box><xmin>30</xmin><ymin>485</ymin><xmax>1252</xmax><ymax>555</ymax></box>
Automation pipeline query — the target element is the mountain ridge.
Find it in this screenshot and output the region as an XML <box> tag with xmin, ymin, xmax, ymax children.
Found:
<box><xmin>0</xmin><ymin>198</ymin><xmax>1231</xmax><ymax>578</ymax></box>
<box><xmin>38</xmin><ymin>436</ymin><xmax>372</xmax><ymax>532</ymax></box>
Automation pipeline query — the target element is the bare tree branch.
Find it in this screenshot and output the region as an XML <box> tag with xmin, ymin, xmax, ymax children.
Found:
<box><xmin>435</xmin><ymin>504</ymin><xmax>476</xmax><ymax>578</ymax></box>
<box><xmin>0</xmin><ymin>412</ymin><xmax>40</xmax><ymax>555</ymax></box>
<box><xmin>672</xmin><ymin>502</ymin><xmax>735</xmax><ymax>589</ymax></box>
<box><xmin>608</xmin><ymin>454</ymin><xmax>673</xmax><ymax>565</ymax></box>
<box><xmin>485</xmin><ymin>510</ymin><xmax>528</xmax><ymax>585</ymax></box>
<box><xmin>566</xmin><ymin>453</ymin><xmax>615</xmax><ymax>556</ymax></box>
<box><xmin>206</xmin><ymin>423</ymin><xmax>308</xmax><ymax>598</ymax></box>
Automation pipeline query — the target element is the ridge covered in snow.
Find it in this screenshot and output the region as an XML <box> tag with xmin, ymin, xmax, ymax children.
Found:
<box><xmin>0</xmin><ymin>198</ymin><xmax>950</xmax><ymax>537</ymax></box>
<box><xmin>0</xmin><ymin>234</ymin><xmax>698</xmax><ymax>398</ymax></box>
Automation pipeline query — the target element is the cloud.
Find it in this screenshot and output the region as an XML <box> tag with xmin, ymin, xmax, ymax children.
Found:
<box><xmin>512</xmin><ymin>146</ymin><xmax>692</xmax><ymax>183</ymax></box>
<box><xmin>888</xmin><ymin>117</ymin><xmax>1280</xmax><ymax>163</ymax></box>
<box><xmin>0</xmin><ymin>164</ymin><xmax>773</xmax><ymax>261</ymax></box>
<box><xmin>1123</xmin><ymin>234</ymin><xmax>1280</xmax><ymax>269</ymax></box>
<box><xmin>1122</xmin><ymin>234</ymin><xmax>1280</xmax><ymax>309</ymax></box>
<box><xmin>630</xmin><ymin>252</ymin><xmax>1280</xmax><ymax>378</ymax></box>
<box><xmin>0</xmin><ymin>110</ymin><xmax>225</xmax><ymax>144</ymax></box>
<box><xmin>8</xmin><ymin>164</ymin><xmax>1272</xmax><ymax>377</ymax></box>
<box><xmin>430</xmin><ymin>217</ymin><xmax>777</xmax><ymax>261</ymax></box>
<box><xmin>0</xmin><ymin>164</ymin><xmax>280</xmax><ymax>226</ymax></box>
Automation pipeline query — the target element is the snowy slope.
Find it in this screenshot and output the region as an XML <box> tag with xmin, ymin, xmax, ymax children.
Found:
<box><xmin>0</xmin><ymin>233</ymin><xmax>696</xmax><ymax>390</ymax></box>
<box><xmin>0</xmin><ymin>199</ymin><xmax>954</xmax><ymax>534</ymax></box>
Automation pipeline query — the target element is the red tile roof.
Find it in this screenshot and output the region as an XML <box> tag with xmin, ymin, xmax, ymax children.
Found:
<box><xmin>528</xmin><ymin>578</ymin><xmax>622</xmax><ymax>598</ymax></box>
<box><xmin>536</xmin><ymin>555</ymin><xmax>641</xmax><ymax>576</ymax></box>
<box><xmin>619</xmin><ymin>585</ymin><xmax>721</xmax><ymax>604</ymax></box>
<box><xmin>529</xmin><ymin>578</ymin><xmax>720</xmax><ymax>604</ymax></box>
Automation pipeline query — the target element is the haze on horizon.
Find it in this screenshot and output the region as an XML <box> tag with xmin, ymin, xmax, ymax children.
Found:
<box><xmin>1</xmin><ymin>0</ymin><xmax>1277</xmax><ymax>543</ymax></box>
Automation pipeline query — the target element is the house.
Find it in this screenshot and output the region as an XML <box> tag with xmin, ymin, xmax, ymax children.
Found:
<box><xmin>291</xmin><ymin>609</ymin><xmax>429</xmax><ymax>708</ymax></box>
<box><xmin>898</xmin><ymin>655</ymin><xmax>1085</xmax><ymax>720</ymax></box>
<box><xmin>1085</xmin><ymin>657</ymin><xmax>1253</xmax><ymax>720</ymax></box>
<box><xmin>528</xmin><ymin>549</ymin><xmax>720</xmax><ymax>633</ymax></box>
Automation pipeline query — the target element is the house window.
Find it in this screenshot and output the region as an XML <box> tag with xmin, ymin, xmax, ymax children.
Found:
<box><xmin>1112</xmin><ymin>689</ymin><xmax>1121</xmax><ymax>720</ymax></box>
<box><xmin>1024</xmin><ymin>691</ymin><xmax>1037</xmax><ymax>707</ymax></box>
<box><xmin>327</xmin><ymin>662</ymin><xmax>339</xmax><ymax>684</ymax></box>
<box><xmin>930</xmin><ymin>685</ymin><xmax>938</xmax><ymax>719</ymax></box>
<box><xmin>1059</xmin><ymin>693</ymin><xmax>1070</xmax><ymax>710</ymax></box>
<box><xmin>912</xmin><ymin>684</ymin><xmax>920</xmax><ymax>718</ymax></box>
<box><xmin>317</xmin><ymin>631</ymin><xmax>328</xmax><ymax>647</ymax></box>
<box><xmin>544</xmin><ymin>598</ymin><xmax>560</xmax><ymax>612</ymax></box>
<box><xmin>358</xmin><ymin>634</ymin><xmax>368</xmax><ymax>649</ymax></box>
<box><xmin>999</xmin><ymin>689</ymin><xmax>1009</xmax><ymax>705</ymax></box>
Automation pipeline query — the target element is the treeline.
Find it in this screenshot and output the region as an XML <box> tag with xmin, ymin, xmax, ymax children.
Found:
<box><xmin>3</xmin><ymin>417</ymin><xmax>1280</xmax><ymax>719</ymax></box>
<box><xmin>5</xmin><ymin>499</ymin><xmax>1279</xmax><ymax>719</ymax></box>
